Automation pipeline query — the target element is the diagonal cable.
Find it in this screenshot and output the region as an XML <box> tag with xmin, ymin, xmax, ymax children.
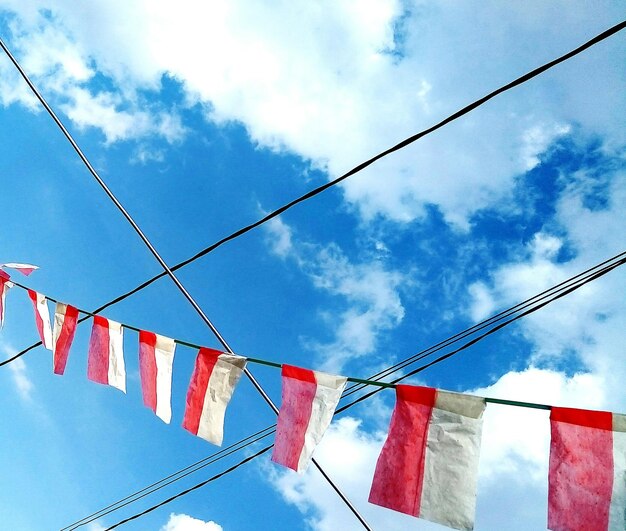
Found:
<box><xmin>0</xmin><ymin>36</ymin><xmax>372</xmax><ymax>531</ymax></box>
<box><xmin>1</xmin><ymin>19</ymin><xmax>624</xmax><ymax>371</ymax></box>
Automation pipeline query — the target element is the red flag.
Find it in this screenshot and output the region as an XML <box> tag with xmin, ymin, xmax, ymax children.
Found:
<box><xmin>272</xmin><ymin>365</ymin><xmax>346</xmax><ymax>472</ymax></box>
<box><xmin>87</xmin><ymin>316</ymin><xmax>125</xmax><ymax>392</ymax></box>
<box><xmin>139</xmin><ymin>330</ymin><xmax>176</xmax><ymax>423</ymax></box>
<box><xmin>52</xmin><ymin>303</ymin><xmax>79</xmax><ymax>375</ymax></box>
<box><xmin>183</xmin><ymin>348</ymin><xmax>246</xmax><ymax>445</ymax></box>
<box><xmin>369</xmin><ymin>385</ymin><xmax>485</xmax><ymax>530</ymax></box>
<box><xmin>28</xmin><ymin>290</ymin><xmax>53</xmax><ymax>350</ymax></box>
<box><xmin>549</xmin><ymin>407</ymin><xmax>626</xmax><ymax>530</ymax></box>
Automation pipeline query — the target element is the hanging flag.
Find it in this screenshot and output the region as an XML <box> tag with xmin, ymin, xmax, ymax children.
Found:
<box><xmin>52</xmin><ymin>303</ymin><xmax>79</xmax><ymax>375</ymax></box>
<box><xmin>0</xmin><ymin>271</ymin><xmax>13</xmax><ymax>328</ymax></box>
<box><xmin>139</xmin><ymin>330</ymin><xmax>176</xmax><ymax>424</ymax></box>
<box><xmin>183</xmin><ymin>347</ymin><xmax>246</xmax><ymax>446</ymax></box>
<box><xmin>0</xmin><ymin>263</ymin><xmax>39</xmax><ymax>276</ymax></box>
<box><xmin>27</xmin><ymin>290</ymin><xmax>53</xmax><ymax>350</ymax></box>
<box><xmin>548</xmin><ymin>407</ymin><xmax>626</xmax><ymax>531</ymax></box>
<box><xmin>87</xmin><ymin>315</ymin><xmax>125</xmax><ymax>392</ymax></box>
<box><xmin>369</xmin><ymin>385</ymin><xmax>485</xmax><ymax>531</ymax></box>
<box><xmin>272</xmin><ymin>365</ymin><xmax>347</xmax><ymax>472</ymax></box>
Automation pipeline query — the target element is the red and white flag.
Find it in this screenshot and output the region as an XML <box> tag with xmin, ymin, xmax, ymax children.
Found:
<box><xmin>139</xmin><ymin>330</ymin><xmax>176</xmax><ymax>424</ymax></box>
<box><xmin>183</xmin><ymin>348</ymin><xmax>247</xmax><ymax>445</ymax></box>
<box><xmin>272</xmin><ymin>365</ymin><xmax>347</xmax><ymax>472</ymax></box>
<box><xmin>52</xmin><ymin>303</ymin><xmax>79</xmax><ymax>375</ymax></box>
<box><xmin>0</xmin><ymin>271</ymin><xmax>12</xmax><ymax>328</ymax></box>
<box><xmin>0</xmin><ymin>263</ymin><xmax>39</xmax><ymax>276</ymax></box>
<box><xmin>87</xmin><ymin>316</ymin><xmax>126</xmax><ymax>392</ymax></box>
<box><xmin>549</xmin><ymin>407</ymin><xmax>626</xmax><ymax>531</ymax></box>
<box><xmin>28</xmin><ymin>290</ymin><xmax>53</xmax><ymax>350</ymax></box>
<box><xmin>369</xmin><ymin>385</ymin><xmax>485</xmax><ymax>531</ymax></box>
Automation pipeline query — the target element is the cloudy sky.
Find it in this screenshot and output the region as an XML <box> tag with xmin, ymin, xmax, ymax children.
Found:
<box><xmin>0</xmin><ymin>2</ymin><xmax>624</xmax><ymax>530</ymax></box>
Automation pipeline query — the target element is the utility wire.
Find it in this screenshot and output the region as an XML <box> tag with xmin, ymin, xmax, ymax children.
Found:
<box><xmin>104</xmin><ymin>444</ymin><xmax>275</xmax><ymax>531</ymax></box>
<box><xmin>341</xmin><ymin>250</ymin><xmax>626</xmax><ymax>398</ymax></box>
<box><xmin>63</xmin><ymin>426</ymin><xmax>276</xmax><ymax>530</ymax></box>
<box><xmin>1</xmin><ymin>20</ymin><xmax>624</xmax><ymax>371</ymax></box>
<box><xmin>71</xmin><ymin>253</ymin><xmax>624</xmax><ymax>528</ymax></box>
<box><xmin>1</xmin><ymin>34</ymin><xmax>371</xmax><ymax>531</ymax></box>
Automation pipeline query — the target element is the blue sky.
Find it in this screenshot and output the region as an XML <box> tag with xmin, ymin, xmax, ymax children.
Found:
<box><xmin>0</xmin><ymin>2</ymin><xmax>624</xmax><ymax>530</ymax></box>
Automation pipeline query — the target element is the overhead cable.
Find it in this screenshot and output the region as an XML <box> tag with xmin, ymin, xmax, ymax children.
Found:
<box><xmin>1</xmin><ymin>20</ymin><xmax>624</xmax><ymax>370</ymax></box>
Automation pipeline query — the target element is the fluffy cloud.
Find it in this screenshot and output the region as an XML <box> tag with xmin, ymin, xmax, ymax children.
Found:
<box><xmin>1</xmin><ymin>342</ymin><xmax>34</xmax><ymax>401</ymax></box>
<box><xmin>266</xmin><ymin>217</ymin><xmax>406</xmax><ymax>372</ymax></box>
<box><xmin>161</xmin><ymin>513</ymin><xmax>223</xmax><ymax>531</ymax></box>
<box><xmin>1</xmin><ymin>1</ymin><xmax>623</xmax><ymax>224</ymax></box>
<box><xmin>467</xmin><ymin>170</ymin><xmax>626</xmax><ymax>398</ymax></box>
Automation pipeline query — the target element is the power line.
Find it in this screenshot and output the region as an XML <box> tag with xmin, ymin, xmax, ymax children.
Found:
<box><xmin>63</xmin><ymin>426</ymin><xmax>276</xmax><ymax>530</ymax></box>
<box><xmin>70</xmin><ymin>253</ymin><xmax>625</xmax><ymax>528</ymax></box>
<box><xmin>2</xmin><ymin>20</ymin><xmax>624</xmax><ymax>371</ymax></box>
<box><xmin>104</xmin><ymin>444</ymin><xmax>275</xmax><ymax>531</ymax></box>
<box><xmin>1</xmin><ymin>34</ymin><xmax>371</xmax><ymax>531</ymax></box>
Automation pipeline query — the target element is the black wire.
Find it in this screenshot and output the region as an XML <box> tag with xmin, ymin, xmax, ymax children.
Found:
<box><xmin>341</xmin><ymin>251</ymin><xmax>626</xmax><ymax>398</ymax></box>
<box><xmin>3</xmin><ymin>20</ymin><xmax>623</xmax><ymax>372</ymax></box>
<box><xmin>103</xmin><ymin>444</ymin><xmax>274</xmax><ymax>531</ymax></box>
<box><xmin>335</xmin><ymin>257</ymin><xmax>626</xmax><ymax>413</ymax></box>
<box><xmin>92</xmin><ymin>255</ymin><xmax>625</xmax><ymax>529</ymax></box>
<box><xmin>65</xmin><ymin>427</ymin><xmax>276</xmax><ymax>530</ymax></box>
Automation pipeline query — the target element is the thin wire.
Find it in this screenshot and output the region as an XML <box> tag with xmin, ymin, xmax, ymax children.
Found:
<box><xmin>335</xmin><ymin>257</ymin><xmax>626</xmax><ymax>413</ymax></box>
<box><xmin>341</xmin><ymin>251</ymin><xmax>626</xmax><ymax>397</ymax></box>
<box><xmin>104</xmin><ymin>444</ymin><xmax>274</xmax><ymax>531</ymax></box>
<box><xmin>1</xmin><ymin>35</ymin><xmax>371</xmax><ymax>530</ymax></box>
<box><xmin>0</xmin><ymin>20</ymin><xmax>622</xmax><ymax>363</ymax></box>
<box><xmin>68</xmin><ymin>255</ymin><xmax>624</xmax><ymax>528</ymax></box>
<box><xmin>64</xmin><ymin>427</ymin><xmax>276</xmax><ymax>530</ymax></box>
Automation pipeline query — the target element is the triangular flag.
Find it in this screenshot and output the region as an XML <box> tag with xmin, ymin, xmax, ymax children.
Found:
<box><xmin>139</xmin><ymin>330</ymin><xmax>176</xmax><ymax>424</ymax></box>
<box><xmin>87</xmin><ymin>316</ymin><xmax>125</xmax><ymax>392</ymax></box>
<box><xmin>369</xmin><ymin>385</ymin><xmax>485</xmax><ymax>531</ymax></box>
<box><xmin>183</xmin><ymin>348</ymin><xmax>246</xmax><ymax>446</ymax></box>
<box><xmin>28</xmin><ymin>290</ymin><xmax>53</xmax><ymax>350</ymax></box>
<box><xmin>1</xmin><ymin>263</ymin><xmax>39</xmax><ymax>276</ymax></box>
<box><xmin>0</xmin><ymin>272</ymin><xmax>13</xmax><ymax>328</ymax></box>
<box><xmin>52</xmin><ymin>303</ymin><xmax>79</xmax><ymax>375</ymax></box>
<box><xmin>549</xmin><ymin>407</ymin><xmax>626</xmax><ymax>531</ymax></box>
<box><xmin>272</xmin><ymin>365</ymin><xmax>347</xmax><ymax>472</ymax></box>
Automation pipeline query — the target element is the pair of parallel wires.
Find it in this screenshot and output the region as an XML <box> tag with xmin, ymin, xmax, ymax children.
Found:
<box><xmin>1</xmin><ymin>19</ymin><xmax>625</xmax><ymax>530</ymax></box>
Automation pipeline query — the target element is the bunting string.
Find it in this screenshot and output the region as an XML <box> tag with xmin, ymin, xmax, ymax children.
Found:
<box><xmin>4</xmin><ymin>250</ymin><xmax>623</xmax><ymax>400</ymax></box>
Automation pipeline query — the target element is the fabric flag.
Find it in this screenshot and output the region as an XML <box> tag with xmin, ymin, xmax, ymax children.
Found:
<box><xmin>183</xmin><ymin>347</ymin><xmax>247</xmax><ymax>445</ymax></box>
<box><xmin>272</xmin><ymin>365</ymin><xmax>347</xmax><ymax>472</ymax></box>
<box><xmin>369</xmin><ymin>385</ymin><xmax>485</xmax><ymax>531</ymax></box>
<box><xmin>0</xmin><ymin>263</ymin><xmax>39</xmax><ymax>276</ymax></box>
<box><xmin>0</xmin><ymin>271</ymin><xmax>12</xmax><ymax>328</ymax></box>
<box><xmin>139</xmin><ymin>330</ymin><xmax>176</xmax><ymax>424</ymax></box>
<box><xmin>87</xmin><ymin>315</ymin><xmax>125</xmax><ymax>392</ymax></box>
<box><xmin>52</xmin><ymin>303</ymin><xmax>79</xmax><ymax>375</ymax></box>
<box><xmin>549</xmin><ymin>407</ymin><xmax>626</xmax><ymax>531</ymax></box>
<box><xmin>27</xmin><ymin>290</ymin><xmax>53</xmax><ymax>350</ymax></box>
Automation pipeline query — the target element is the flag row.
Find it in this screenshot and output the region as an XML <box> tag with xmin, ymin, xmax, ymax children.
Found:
<box><xmin>1</xmin><ymin>267</ymin><xmax>624</xmax><ymax>530</ymax></box>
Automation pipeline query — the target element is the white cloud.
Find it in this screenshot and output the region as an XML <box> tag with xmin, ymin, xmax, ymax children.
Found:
<box><xmin>1</xmin><ymin>342</ymin><xmax>34</xmax><ymax>401</ymax></box>
<box><xmin>265</xmin><ymin>219</ymin><xmax>406</xmax><ymax>372</ymax></box>
<box><xmin>161</xmin><ymin>513</ymin><xmax>223</xmax><ymax>531</ymax></box>
<box><xmin>1</xmin><ymin>2</ymin><xmax>623</xmax><ymax>224</ymax></box>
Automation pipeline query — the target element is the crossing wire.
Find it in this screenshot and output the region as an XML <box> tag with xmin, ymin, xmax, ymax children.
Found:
<box><xmin>68</xmin><ymin>253</ymin><xmax>625</xmax><ymax>529</ymax></box>
<box><xmin>1</xmin><ymin>20</ymin><xmax>624</xmax><ymax>368</ymax></box>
